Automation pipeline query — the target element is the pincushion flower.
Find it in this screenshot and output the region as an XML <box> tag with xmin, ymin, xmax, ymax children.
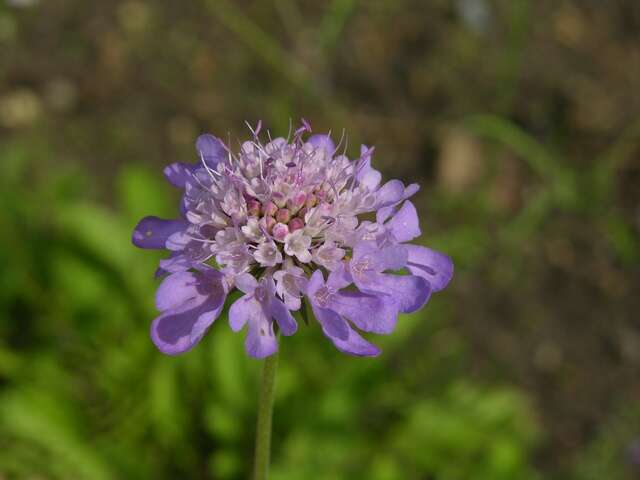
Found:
<box><xmin>133</xmin><ymin>120</ymin><xmax>453</xmax><ymax>358</ymax></box>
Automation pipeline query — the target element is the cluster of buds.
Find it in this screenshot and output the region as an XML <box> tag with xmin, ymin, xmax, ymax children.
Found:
<box><xmin>246</xmin><ymin>191</ymin><xmax>310</xmax><ymax>241</ymax></box>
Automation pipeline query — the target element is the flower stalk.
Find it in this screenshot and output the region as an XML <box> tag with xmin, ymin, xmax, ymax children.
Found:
<box><xmin>253</xmin><ymin>349</ymin><xmax>279</xmax><ymax>480</ymax></box>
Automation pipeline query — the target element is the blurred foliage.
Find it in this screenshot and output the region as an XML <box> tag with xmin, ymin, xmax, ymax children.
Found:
<box><xmin>1</xmin><ymin>0</ymin><xmax>640</xmax><ymax>479</ymax></box>
<box><xmin>571</xmin><ymin>404</ymin><xmax>640</xmax><ymax>480</ymax></box>
<box><xmin>0</xmin><ymin>149</ymin><xmax>540</xmax><ymax>479</ymax></box>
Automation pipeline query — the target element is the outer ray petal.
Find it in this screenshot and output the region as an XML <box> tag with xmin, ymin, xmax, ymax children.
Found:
<box><xmin>322</xmin><ymin>322</ymin><xmax>381</xmax><ymax>357</ymax></box>
<box><xmin>164</xmin><ymin>162</ymin><xmax>196</xmax><ymax>188</ymax></box>
<box><xmin>151</xmin><ymin>297</ymin><xmax>223</xmax><ymax>355</ymax></box>
<box><xmin>195</xmin><ymin>134</ymin><xmax>226</xmax><ymax>169</ymax></box>
<box><xmin>313</xmin><ymin>306</ymin><xmax>350</xmax><ymax>341</ymax></box>
<box><xmin>245</xmin><ymin>312</ymin><xmax>278</xmax><ymax>359</ymax></box>
<box><xmin>362</xmin><ymin>273</ymin><xmax>431</xmax><ymax>314</ymax></box>
<box><xmin>132</xmin><ymin>217</ymin><xmax>187</xmax><ymax>249</ymax></box>
<box><xmin>269</xmin><ymin>298</ymin><xmax>298</xmax><ymax>336</ymax></box>
<box><xmin>308</xmin><ymin>134</ymin><xmax>336</xmax><ymax>155</ymax></box>
<box><xmin>331</xmin><ymin>291</ymin><xmax>399</xmax><ymax>334</ymax></box>
<box><xmin>405</xmin><ymin>245</ymin><xmax>454</xmax><ymax>292</ymax></box>
<box><xmin>386</xmin><ymin>201</ymin><xmax>421</xmax><ymax>243</ymax></box>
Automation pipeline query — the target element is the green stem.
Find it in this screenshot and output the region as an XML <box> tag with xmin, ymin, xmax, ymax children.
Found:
<box><xmin>253</xmin><ymin>350</ymin><xmax>279</xmax><ymax>480</ymax></box>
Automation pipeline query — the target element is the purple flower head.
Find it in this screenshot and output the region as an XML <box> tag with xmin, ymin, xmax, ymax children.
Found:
<box><xmin>133</xmin><ymin>121</ymin><xmax>453</xmax><ymax>358</ymax></box>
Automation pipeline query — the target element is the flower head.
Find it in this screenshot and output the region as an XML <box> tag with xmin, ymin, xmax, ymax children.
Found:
<box><xmin>133</xmin><ymin>121</ymin><xmax>453</xmax><ymax>358</ymax></box>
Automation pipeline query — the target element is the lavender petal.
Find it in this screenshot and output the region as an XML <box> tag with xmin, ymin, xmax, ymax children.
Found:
<box><xmin>164</xmin><ymin>162</ymin><xmax>196</xmax><ymax>188</ymax></box>
<box><xmin>386</xmin><ymin>201</ymin><xmax>421</xmax><ymax>243</ymax></box>
<box><xmin>313</xmin><ymin>305</ymin><xmax>350</xmax><ymax>341</ymax></box>
<box><xmin>307</xmin><ymin>134</ymin><xmax>335</xmax><ymax>155</ymax></box>
<box><xmin>331</xmin><ymin>291</ymin><xmax>399</xmax><ymax>334</ymax></box>
<box><xmin>269</xmin><ymin>298</ymin><xmax>298</xmax><ymax>336</ymax></box>
<box><xmin>361</xmin><ymin>273</ymin><xmax>431</xmax><ymax>314</ymax></box>
<box><xmin>322</xmin><ymin>322</ymin><xmax>381</xmax><ymax>357</ymax></box>
<box><xmin>405</xmin><ymin>245</ymin><xmax>454</xmax><ymax>292</ymax></box>
<box><xmin>245</xmin><ymin>312</ymin><xmax>278</xmax><ymax>359</ymax></box>
<box><xmin>195</xmin><ymin>133</ymin><xmax>226</xmax><ymax>169</ymax></box>
<box><xmin>132</xmin><ymin>216</ymin><xmax>187</xmax><ymax>249</ymax></box>
<box><xmin>150</xmin><ymin>297</ymin><xmax>222</xmax><ymax>355</ymax></box>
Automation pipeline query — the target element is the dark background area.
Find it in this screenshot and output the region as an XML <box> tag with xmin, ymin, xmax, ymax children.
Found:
<box><xmin>1</xmin><ymin>1</ymin><xmax>639</xmax><ymax>479</ymax></box>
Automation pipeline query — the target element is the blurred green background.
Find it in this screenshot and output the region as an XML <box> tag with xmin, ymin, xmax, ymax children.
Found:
<box><xmin>1</xmin><ymin>0</ymin><xmax>639</xmax><ymax>479</ymax></box>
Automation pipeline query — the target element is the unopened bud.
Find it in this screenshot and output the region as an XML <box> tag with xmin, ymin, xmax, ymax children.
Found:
<box><xmin>305</xmin><ymin>193</ymin><xmax>317</xmax><ymax>209</ymax></box>
<box><xmin>289</xmin><ymin>217</ymin><xmax>304</xmax><ymax>232</ymax></box>
<box><xmin>247</xmin><ymin>199</ymin><xmax>261</xmax><ymax>217</ymax></box>
<box><xmin>276</xmin><ymin>208</ymin><xmax>291</xmax><ymax>224</ymax></box>
<box><xmin>272</xmin><ymin>223</ymin><xmax>289</xmax><ymax>241</ymax></box>
<box><xmin>262</xmin><ymin>216</ymin><xmax>276</xmax><ymax>233</ymax></box>
<box><xmin>272</xmin><ymin>192</ymin><xmax>287</xmax><ymax>208</ymax></box>
<box><xmin>262</xmin><ymin>201</ymin><xmax>278</xmax><ymax>217</ymax></box>
<box><xmin>287</xmin><ymin>192</ymin><xmax>306</xmax><ymax>213</ymax></box>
